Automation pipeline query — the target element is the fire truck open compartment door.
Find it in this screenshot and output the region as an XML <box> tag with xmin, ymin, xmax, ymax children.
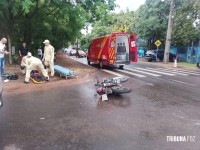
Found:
<box><xmin>115</xmin><ymin>35</ymin><xmax>130</xmax><ymax>63</ymax></box>
<box><xmin>129</xmin><ymin>34</ymin><xmax>138</xmax><ymax>62</ymax></box>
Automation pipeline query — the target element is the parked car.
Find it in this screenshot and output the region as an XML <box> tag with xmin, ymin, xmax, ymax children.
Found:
<box><xmin>63</xmin><ymin>48</ymin><xmax>71</xmax><ymax>54</ymax></box>
<box><xmin>145</xmin><ymin>50</ymin><xmax>177</xmax><ymax>62</ymax></box>
<box><xmin>69</xmin><ymin>50</ymin><xmax>76</xmax><ymax>56</ymax></box>
<box><xmin>76</xmin><ymin>50</ymin><xmax>86</xmax><ymax>57</ymax></box>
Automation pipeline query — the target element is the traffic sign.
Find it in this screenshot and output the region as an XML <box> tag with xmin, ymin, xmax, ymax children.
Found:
<box><xmin>155</xmin><ymin>40</ymin><xmax>161</xmax><ymax>47</ymax></box>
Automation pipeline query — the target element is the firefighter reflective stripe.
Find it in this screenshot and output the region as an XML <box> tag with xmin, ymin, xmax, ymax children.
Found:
<box><xmin>110</xmin><ymin>48</ymin><xmax>115</xmax><ymax>60</ymax></box>
<box><xmin>98</xmin><ymin>36</ymin><xmax>108</xmax><ymax>59</ymax></box>
<box><xmin>109</xmin><ymin>36</ymin><xmax>116</xmax><ymax>60</ymax></box>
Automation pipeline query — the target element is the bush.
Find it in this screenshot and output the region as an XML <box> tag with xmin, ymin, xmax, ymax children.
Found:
<box><xmin>12</xmin><ymin>54</ymin><xmax>19</xmax><ymax>64</ymax></box>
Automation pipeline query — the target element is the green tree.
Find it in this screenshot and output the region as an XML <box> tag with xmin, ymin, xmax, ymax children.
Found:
<box><xmin>135</xmin><ymin>0</ymin><xmax>200</xmax><ymax>49</ymax></box>
<box><xmin>81</xmin><ymin>10</ymin><xmax>136</xmax><ymax>49</ymax></box>
<box><xmin>0</xmin><ymin>0</ymin><xmax>116</xmax><ymax>63</ymax></box>
<box><xmin>172</xmin><ymin>0</ymin><xmax>200</xmax><ymax>46</ymax></box>
<box><xmin>135</xmin><ymin>0</ymin><xmax>170</xmax><ymax>49</ymax></box>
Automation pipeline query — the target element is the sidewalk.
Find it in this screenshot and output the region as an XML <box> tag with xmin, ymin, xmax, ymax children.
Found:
<box><xmin>3</xmin><ymin>52</ymin><xmax>97</xmax><ymax>95</ymax></box>
<box><xmin>138</xmin><ymin>58</ymin><xmax>199</xmax><ymax>70</ymax></box>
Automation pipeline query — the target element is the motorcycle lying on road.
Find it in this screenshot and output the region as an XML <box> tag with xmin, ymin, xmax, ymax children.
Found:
<box><xmin>94</xmin><ymin>76</ymin><xmax>132</xmax><ymax>101</ymax></box>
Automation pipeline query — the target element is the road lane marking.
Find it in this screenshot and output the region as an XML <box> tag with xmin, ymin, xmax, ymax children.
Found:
<box><xmin>101</xmin><ymin>69</ymin><xmax>128</xmax><ymax>77</ymax></box>
<box><xmin>125</xmin><ymin>68</ymin><xmax>161</xmax><ymax>77</ymax></box>
<box><xmin>168</xmin><ymin>79</ymin><xmax>197</xmax><ymax>87</ymax></box>
<box><xmin>147</xmin><ymin>68</ymin><xmax>189</xmax><ymax>76</ymax></box>
<box><xmin>135</xmin><ymin>67</ymin><xmax>175</xmax><ymax>76</ymax></box>
<box><xmin>117</xmin><ymin>69</ymin><xmax>146</xmax><ymax>78</ymax></box>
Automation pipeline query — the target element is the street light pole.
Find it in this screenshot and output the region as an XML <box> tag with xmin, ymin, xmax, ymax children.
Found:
<box><xmin>163</xmin><ymin>0</ymin><xmax>174</xmax><ymax>64</ymax></box>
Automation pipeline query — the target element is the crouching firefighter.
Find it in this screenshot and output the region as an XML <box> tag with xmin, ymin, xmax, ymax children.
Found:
<box><xmin>21</xmin><ymin>55</ymin><xmax>28</xmax><ymax>75</ymax></box>
<box><xmin>21</xmin><ymin>55</ymin><xmax>37</xmax><ymax>75</ymax></box>
<box><xmin>24</xmin><ymin>52</ymin><xmax>49</xmax><ymax>84</ymax></box>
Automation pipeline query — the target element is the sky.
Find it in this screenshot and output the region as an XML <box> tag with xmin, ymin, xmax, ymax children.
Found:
<box><xmin>114</xmin><ymin>0</ymin><xmax>146</xmax><ymax>13</ymax></box>
<box><xmin>81</xmin><ymin>0</ymin><xmax>145</xmax><ymax>34</ymax></box>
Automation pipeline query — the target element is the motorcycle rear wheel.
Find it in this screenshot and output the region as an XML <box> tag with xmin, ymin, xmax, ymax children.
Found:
<box><xmin>111</xmin><ymin>87</ymin><xmax>132</xmax><ymax>94</ymax></box>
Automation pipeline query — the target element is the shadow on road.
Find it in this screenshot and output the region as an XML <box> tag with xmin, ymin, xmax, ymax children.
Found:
<box><xmin>97</xmin><ymin>94</ymin><xmax>131</xmax><ymax>111</ymax></box>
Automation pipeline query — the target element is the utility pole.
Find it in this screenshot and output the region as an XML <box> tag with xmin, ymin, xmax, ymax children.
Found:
<box><xmin>163</xmin><ymin>0</ymin><xmax>174</xmax><ymax>64</ymax></box>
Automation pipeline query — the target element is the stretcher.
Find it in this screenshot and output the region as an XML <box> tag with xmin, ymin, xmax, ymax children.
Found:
<box><xmin>30</xmin><ymin>71</ymin><xmax>46</xmax><ymax>84</ymax></box>
<box><xmin>54</xmin><ymin>65</ymin><xmax>76</xmax><ymax>79</ymax></box>
<box><xmin>30</xmin><ymin>76</ymin><xmax>46</xmax><ymax>84</ymax></box>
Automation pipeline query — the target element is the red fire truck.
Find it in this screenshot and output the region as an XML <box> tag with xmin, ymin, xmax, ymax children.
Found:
<box><xmin>87</xmin><ymin>32</ymin><xmax>138</xmax><ymax>69</ymax></box>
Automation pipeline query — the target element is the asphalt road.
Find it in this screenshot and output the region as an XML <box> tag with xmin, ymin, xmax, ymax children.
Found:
<box><xmin>0</xmin><ymin>56</ymin><xmax>200</xmax><ymax>150</ymax></box>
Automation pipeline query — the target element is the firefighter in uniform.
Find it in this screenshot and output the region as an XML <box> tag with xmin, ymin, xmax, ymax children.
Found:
<box><xmin>42</xmin><ymin>39</ymin><xmax>55</xmax><ymax>77</ymax></box>
<box><xmin>21</xmin><ymin>55</ymin><xmax>28</xmax><ymax>75</ymax></box>
<box><xmin>24</xmin><ymin>52</ymin><xmax>49</xmax><ymax>84</ymax></box>
<box><xmin>21</xmin><ymin>55</ymin><xmax>37</xmax><ymax>75</ymax></box>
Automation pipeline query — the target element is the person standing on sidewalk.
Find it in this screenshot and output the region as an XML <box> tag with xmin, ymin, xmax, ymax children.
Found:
<box><xmin>42</xmin><ymin>39</ymin><xmax>55</xmax><ymax>77</ymax></box>
<box><xmin>37</xmin><ymin>46</ymin><xmax>43</xmax><ymax>60</ymax></box>
<box><xmin>18</xmin><ymin>43</ymin><xmax>29</xmax><ymax>65</ymax></box>
<box><xmin>0</xmin><ymin>38</ymin><xmax>9</xmax><ymax>77</ymax></box>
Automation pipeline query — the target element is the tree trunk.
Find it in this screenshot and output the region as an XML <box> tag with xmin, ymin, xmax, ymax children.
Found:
<box><xmin>7</xmin><ymin>35</ymin><xmax>12</xmax><ymax>64</ymax></box>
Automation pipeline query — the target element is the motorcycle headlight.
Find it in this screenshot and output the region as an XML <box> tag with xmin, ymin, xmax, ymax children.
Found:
<box><xmin>115</xmin><ymin>79</ymin><xmax>121</xmax><ymax>84</ymax></box>
<box><xmin>116</xmin><ymin>79</ymin><xmax>120</xmax><ymax>84</ymax></box>
<box><xmin>103</xmin><ymin>83</ymin><xmax>110</xmax><ymax>87</ymax></box>
<box><xmin>113</xmin><ymin>78</ymin><xmax>120</xmax><ymax>84</ymax></box>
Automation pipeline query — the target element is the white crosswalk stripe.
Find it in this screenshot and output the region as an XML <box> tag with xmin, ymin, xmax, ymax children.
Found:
<box><xmin>135</xmin><ymin>67</ymin><xmax>175</xmax><ymax>76</ymax></box>
<box><xmin>146</xmin><ymin>68</ymin><xmax>189</xmax><ymax>76</ymax></box>
<box><xmin>170</xmin><ymin>69</ymin><xmax>200</xmax><ymax>75</ymax></box>
<box><xmin>69</xmin><ymin>55</ymin><xmax>200</xmax><ymax>79</ymax></box>
<box><xmin>155</xmin><ymin>67</ymin><xmax>200</xmax><ymax>73</ymax></box>
<box><xmin>149</xmin><ymin>68</ymin><xmax>200</xmax><ymax>75</ymax></box>
<box><xmin>69</xmin><ymin>56</ymin><xmax>200</xmax><ymax>77</ymax></box>
<box><xmin>125</xmin><ymin>68</ymin><xmax>161</xmax><ymax>77</ymax></box>
<box><xmin>171</xmin><ymin>68</ymin><xmax>200</xmax><ymax>74</ymax></box>
<box><xmin>117</xmin><ymin>69</ymin><xmax>146</xmax><ymax>78</ymax></box>
<box><xmin>101</xmin><ymin>67</ymin><xmax>199</xmax><ymax>78</ymax></box>
<box><xmin>101</xmin><ymin>69</ymin><xmax>128</xmax><ymax>77</ymax></box>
